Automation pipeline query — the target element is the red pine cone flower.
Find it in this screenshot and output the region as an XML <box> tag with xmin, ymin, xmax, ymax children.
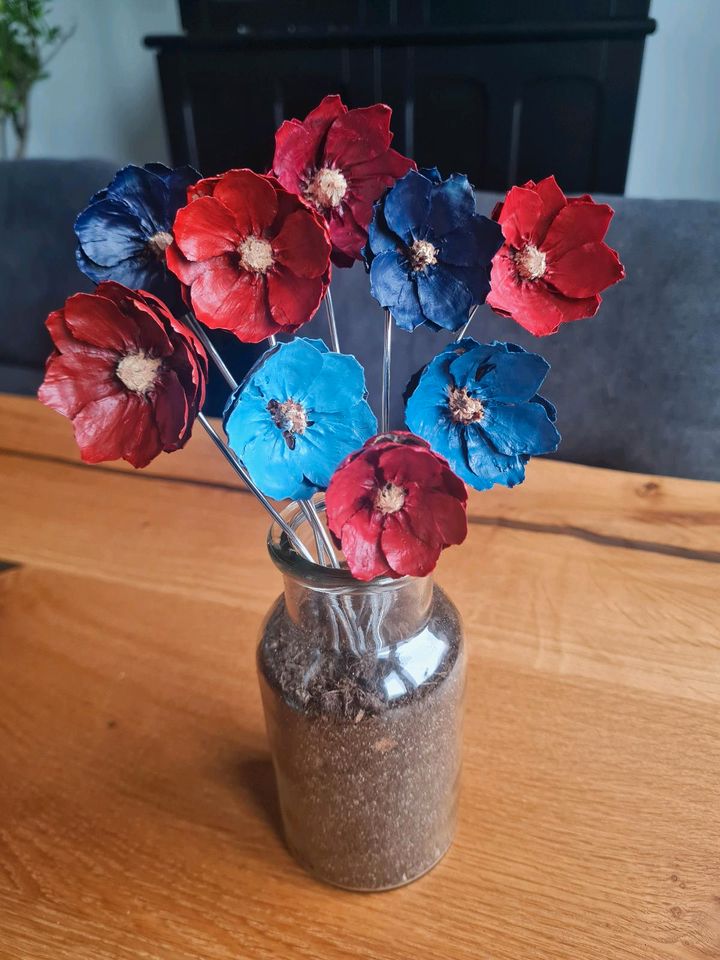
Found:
<box><xmin>487</xmin><ymin>175</ymin><xmax>625</xmax><ymax>336</ymax></box>
<box><xmin>272</xmin><ymin>94</ymin><xmax>415</xmax><ymax>267</ymax></box>
<box><xmin>168</xmin><ymin>169</ymin><xmax>332</xmax><ymax>342</ymax></box>
<box><xmin>38</xmin><ymin>281</ymin><xmax>208</xmax><ymax>468</ymax></box>
<box><xmin>326</xmin><ymin>432</ymin><xmax>468</xmax><ymax>581</ymax></box>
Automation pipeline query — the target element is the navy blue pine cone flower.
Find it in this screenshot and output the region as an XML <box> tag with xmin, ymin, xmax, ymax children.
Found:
<box><xmin>223</xmin><ymin>338</ymin><xmax>377</xmax><ymax>501</ymax></box>
<box><xmin>363</xmin><ymin>167</ymin><xmax>503</xmax><ymax>332</ymax></box>
<box><xmin>74</xmin><ymin>163</ymin><xmax>200</xmax><ymax>312</ymax></box>
<box><xmin>405</xmin><ymin>338</ymin><xmax>561</xmax><ymax>490</ymax></box>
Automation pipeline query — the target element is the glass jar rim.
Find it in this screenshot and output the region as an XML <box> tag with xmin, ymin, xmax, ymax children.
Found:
<box><xmin>267</xmin><ymin>497</ymin><xmax>417</xmax><ymax>593</ymax></box>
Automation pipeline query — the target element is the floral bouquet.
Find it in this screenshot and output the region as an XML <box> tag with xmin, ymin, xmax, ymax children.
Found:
<box><xmin>39</xmin><ymin>93</ymin><xmax>623</xmax><ymax>579</ymax></box>
<box><xmin>38</xmin><ymin>94</ymin><xmax>624</xmax><ymax>891</ymax></box>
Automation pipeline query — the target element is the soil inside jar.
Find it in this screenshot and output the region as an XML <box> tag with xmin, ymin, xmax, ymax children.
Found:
<box><xmin>257</xmin><ymin>584</ymin><xmax>464</xmax><ymax>890</ymax></box>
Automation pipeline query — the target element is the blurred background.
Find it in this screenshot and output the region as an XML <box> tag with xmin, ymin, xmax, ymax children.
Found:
<box><xmin>2</xmin><ymin>0</ymin><xmax>719</xmax><ymax>479</ymax></box>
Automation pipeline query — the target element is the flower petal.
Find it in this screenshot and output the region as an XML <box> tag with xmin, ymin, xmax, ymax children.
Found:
<box><xmin>465</xmin><ymin>426</ymin><xmax>527</xmax><ymax>489</ymax></box>
<box><xmin>440</xmin><ymin>215</ymin><xmax>503</xmax><ymax>267</ymax></box>
<box><xmin>191</xmin><ymin>259</ymin><xmax>278</xmax><ymax>340</ymax></box>
<box><xmin>72</xmin><ymin>392</ymin><xmax>160</xmax><ymax>468</ymax></box>
<box><xmin>325</xmin><ymin>454</ymin><xmax>377</xmax><ymax>535</ymax></box>
<box><xmin>369</xmin><ymin>251</ymin><xmax>425</xmax><ymax>330</ymax></box>
<box><xmin>423</xmin><ymin>490</ymin><xmax>468</xmax><ymax>545</ymax></box>
<box><xmin>381</xmin><ymin>511</ymin><xmax>440</xmax><ymax>578</ymax></box>
<box><xmin>415</xmin><ymin>264</ymin><xmax>472</xmax><ymax>331</ymax></box>
<box><xmin>324</xmin><ymin>103</ymin><xmax>393</xmax><ymax>168</ymax></box>
<box><xmin>327</xmin><ymin>204</ymin><xmax>367</xmax><ymax>263</ymax></box>
<box><xmin>271</xmin><ymin>209</ymin><xmax>331</xmax><ymax>278</ymax></box>
<box><xmin>252</xmin><ymin>337</ymin><xmax>323</xmax><ymax>400</ymax></box>
<box><xmin>303</xmin><ymin>351</ymin><xmax>369</xmax><ymax>413</ymax></box>
<box><xmin>267</xmin><ymin>267</ymin><xmax>325</xmax><ymax>330</ymax></box>
<box><xmin>449</xmin><ymin>342</ymin><xmax>550</xmax><ymax>402</ymax></box>
<box><xmin>63</xmin><ymin>292</ymin><xmax>140</xmax><ymax>352</ymax></box>
<box><xmin>495</xmin><ymin>185</ymin><xmax>544</xmax><ymax>247</ymax></box>
<box><xmin>340</xmin><ymin>506</ymin><xmax>391</xmax><ymax>581</ymax></box>
<box><xmin>172</xmin><ymin>196</ymin><xmax>240</xmax><ymax>261</ymax></box>
<box><xmin>212</xmin><ymin>169</ymin><xmax>278</xmax><ymax>236</ymax></box>
<box><xmin>103</xmin><ymin>165</ymin><xmax>171</xmax><ymax>232</ymax></box>
<box><xmin>532</xmin><ymin>175</ymin><xmax>567</xmax><ymax>242</ymax></box>
<box><xmin>542</xmin><ymin>201</ymin><xmax>615</xmax><ymax>260</ymax></box>
<box><xmin>480</xmin><ymin>400</ymin><xmax>561</xmax><ymax>457</ymax></box>
<box><xmin>487</xmin><ymin>255</ymin><xmax>567</xmax><ymax>336</ymax></box>
<box><xmin>366</xmin><ymin>206</ymin><xmax>399</xmax><ymax>257</ymax></box>
<box><xmin>383</xmin><ymin>170</ymin><xmax>433</xmax><ymax>243</ymax></box>
<box><xmin>38</xmin><ymin>351</ymin><xmax>120</xmax><ymax>419</ymax></box>
<box><xmin>428</xmin><ymin>173</ymin><xmax>475</xmax><ymax>238</ymax></box>
<box><xmin>546</xmin><ymin>242</ymin><xmax>625</xmax><ymax>298</ymax></box>
<box><xmin>74</xmin><ymin>198</ymin><xmax>148</xmax><ymax>265</ymax></box>
<box><xmin>152</xmin><ymin>368</ymin><xmax>189</xmax><ymax>450</ymax></box>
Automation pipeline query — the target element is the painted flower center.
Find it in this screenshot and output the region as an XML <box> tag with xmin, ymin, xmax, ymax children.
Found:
<box><xmin>448</xmin><ymin>386</ymin><xmax>485</xmax><ymax>424</ymax></box>
<box><xmin>515</xmin><ymin>243</ymin><xmax>547</xmax><ymax>281</ymax></box>
<box><xmin>374</xmin><ymin>482</ymin><xmax>407</xmax><ymax>515</ymax></box>
<box><xmin>116</xmin><ymin>352</ymin><xmax>162</xmax><ymax>395</ymax></box>
<box><xmin>305</xmin><ymin>166</ymin><xmax>348</xmax><ymax>209</ymax></box>
<box><xmin>147</xmin><ymin>231</ymin><xmax>174</xmax><ymax>258</ymax></box>
<box><xmin>267</xmin><ymin>398</ymin><xmax>309</xmax><ymax>450</ymax></box>
<box><xmin>408</xmin><ymin>239</ymin><xmax>438</xmax><ymax>272</ymax></box>
<box><xmin>238</xmin><ymin>235</ymin><xmax>274</xmax><ymax>274</ymax></box>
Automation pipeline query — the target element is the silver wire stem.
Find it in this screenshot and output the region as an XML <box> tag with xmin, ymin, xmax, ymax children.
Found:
<box><xmin>184</xmin><ymin>313</ymin><xmax>238</xmax><ymax>390</ymax></box>
<box><xmin>381</xmin><ymin>308</ymin><xmax>392</xmax><ymax>432</ymax></box>
<box><xmin>324</xmin><ymin>288</ymin><xmax>340</xmax><ymax>352</ymax></box>
<box><xmin>455</xmin><ymin>303</ymin><xmax>480</xmax><ymax>342</ymax></box>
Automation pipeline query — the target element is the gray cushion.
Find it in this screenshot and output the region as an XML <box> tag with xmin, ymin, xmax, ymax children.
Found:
<box><xmin>304</xmin><ymin>191</ymin><xmax>720</xmax><ymax>481</ymax></box>
<box><xmin>0</xmin><ymin>158</ymin><xmax>119</xmax><ymax>370</ymax></box>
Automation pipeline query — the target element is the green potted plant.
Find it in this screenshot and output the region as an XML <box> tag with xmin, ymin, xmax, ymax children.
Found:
<box><xmin>0</xmin><ymin>0</ymin><xmax>71</xmax><ymax>158</ymax></box>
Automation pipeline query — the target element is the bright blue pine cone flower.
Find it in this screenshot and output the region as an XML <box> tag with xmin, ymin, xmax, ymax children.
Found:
<box><xmin>223</xmin><ymin>338</ymin><xmax>377</xmax><ymax>501</ymax></box>
<box><xmin>405</xmin><ymin>338</ymin><xmax>561</xmax><ymax>490</ymax></box>
<box><xmin>74</xmin><ymin>163</ymin><xmax>200</xmax><ymax>312</ymax></box>
<box><xmin>364</xmin><ymin>167</ymin><xmax>503</xmax><ymax>332</ymax></box>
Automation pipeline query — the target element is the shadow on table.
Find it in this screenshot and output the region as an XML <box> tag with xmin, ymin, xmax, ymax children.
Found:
<box><xmin>236</xmin><ymin>754</ymin><xmax>283</xmax><ymax>840</ymax></box>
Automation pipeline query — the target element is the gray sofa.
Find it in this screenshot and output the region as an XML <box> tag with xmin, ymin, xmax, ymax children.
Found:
<box><xmin>2</xmin><ymin>160</ymin><xmax>717</xmax><ymax>481</ymax></box>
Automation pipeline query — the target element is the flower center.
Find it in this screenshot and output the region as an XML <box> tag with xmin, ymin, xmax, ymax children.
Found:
<box><xmin>408</xmin><ymin>239</ymin><xmax>438</xmax><ymax>272</ymax></box>
<box><xmin>238</xmin><ymin>235</ymin><xmax>274</xmax><ymax>274</ymax></box>
<box><xmin>448</xmin><ymin>386</ymin><xmax>485</xmax><ymax>425</ymax></box>
<box><xmin>515</xmin><ymin>243</ymin><xmax>547</xmax><ymax>281</ymax></box>
<box><xmin>147</xmin><ymin>231</ymin><xmax>174</xmax><ymax>258</ymax></box>
<box><xmin>374</xmin><ymin>482</ymin><xmax>407</xmax><ymax>515</ymax></box>
<box><xmin>267</xmin><ymin>398</ymin><xmax>310</xmax><ymax>450</ymax></box>
<box><xmin>116</xmin><ymin>352</ymin><xmax>162</xmax><ymax>395</ymax></box>
<box><xmin>305</xmin><ymin>167</ymin><xmax>348</xmax><ymax>210</ymax></box>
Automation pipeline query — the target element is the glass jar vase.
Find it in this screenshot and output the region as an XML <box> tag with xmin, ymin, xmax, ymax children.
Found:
<box><xmin>257</xmin><ymin>501</ymin><xmax>465</xmax><ymax>891</ymax></box>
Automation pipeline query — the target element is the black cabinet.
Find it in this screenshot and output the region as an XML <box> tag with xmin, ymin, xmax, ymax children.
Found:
<box><xmin>146</xmin><ymin>1</ymin><xmax>655</xmax><ymax>193</ymax></box>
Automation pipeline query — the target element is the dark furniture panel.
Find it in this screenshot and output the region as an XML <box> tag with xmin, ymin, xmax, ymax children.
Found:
<box><xmin>148</xmin><ymin>2</ymin><xmax>655</xmax><ymax>193</ymax></box>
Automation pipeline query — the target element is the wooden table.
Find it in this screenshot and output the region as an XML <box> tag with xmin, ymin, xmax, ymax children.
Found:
<box><xmin>1</xmin><ymin>393</ymin><xmax>719</xmax><ymax>960</ymax></box>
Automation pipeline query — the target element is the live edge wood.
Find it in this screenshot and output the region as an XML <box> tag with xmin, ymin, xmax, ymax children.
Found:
<box><xmin>0</xmin><ymin>394</ymin><xmax>718</xmax><ymax>960</ymax></box>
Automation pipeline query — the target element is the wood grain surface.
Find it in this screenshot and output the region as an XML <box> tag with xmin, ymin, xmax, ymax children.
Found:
<box><xmin>1</xmin><ymin>394</ymin><xmax>719</xmax><ymax>960</ymax></box>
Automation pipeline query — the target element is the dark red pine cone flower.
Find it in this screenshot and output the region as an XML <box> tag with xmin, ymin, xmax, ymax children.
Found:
<box><xmin>272</xmin><ymin>94</ymin><xmax>415</xmax><ymax>267</ymax></box>
<box><xmin>326</xmin><ymin>432</ymin><xmax>468</xmax><ymax>581</ymax></box>
<box><xmin>168</xmin><ymin>169</ymin><xmax>332</xmax><ymax>342</ymax></box>
<box><xmin>38</xmin><ymin>281</ymin><xmax>207</xmax><ymax>468</ymax></box>
<box><xmin>487</xmin><ymin>175</ymin><xmax>625</xmax><ymax>336</ymax></box>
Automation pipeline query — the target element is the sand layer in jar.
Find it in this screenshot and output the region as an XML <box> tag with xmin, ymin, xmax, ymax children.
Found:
<box><xmin>258</xmin><ymin>585</ymin><xmax>464</xmax><ymax>890</ymax></box>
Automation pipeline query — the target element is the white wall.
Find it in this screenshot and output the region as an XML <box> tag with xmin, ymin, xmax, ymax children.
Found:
<box><xmin>626</xmin><ymin>0</ymin><xmax>720</xmax><ymax>200</ymax></box>
<box><xmin>24</xmin><ymin>0</ymin><xmax>178</xmax><ymax>165</ymax></box>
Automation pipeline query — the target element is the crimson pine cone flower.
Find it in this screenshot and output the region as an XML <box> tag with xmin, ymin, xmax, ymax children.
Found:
<box><xmin>487</xmin><ymin>175</ymin><xmax>625</xmax><ymax>336</ymax></box>
<box><xmin>326</xmin><ymin>432</ymin><xmax>468</xmax><ymax>581</ymax></box>
<box><xmin>38</xmin><ymin>281</ymin><xmax>207</xmax><ymax>468</ymax></box>
<box><xmin>272</xmin><ymin>94</ymin><xmax>415</xmax><ymax>267</ymax></box>
<box><xmin>168</xmin><ymin>169</ymin><xmax>332</xmax><ymax>342</ymax></box>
